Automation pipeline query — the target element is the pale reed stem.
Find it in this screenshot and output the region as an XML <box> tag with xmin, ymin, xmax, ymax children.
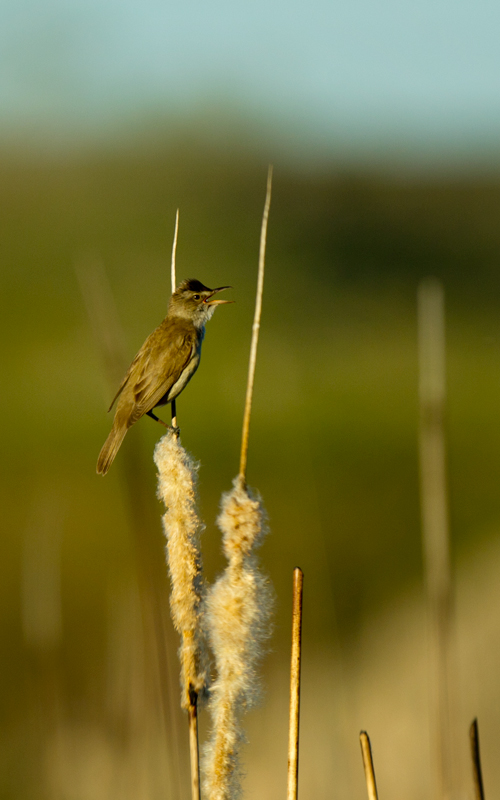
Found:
<box><xmin>469</xmin><ymin>719</ymin><xmax>485</xmax><ymax>800</ymax></box>
<box><xmin>169</xmin><ymin>208</ymin><xmax>199</xmax><ymax>800</ymax></box>
<box><xmin>189</xmin><ymin>695</ymin><xmax>201</xmax><ymax>800</ymax></box>
<box><xmin>171</xmin><ymin>209</ymin><xmax>180</xmax><ymax>430</ymax></box>
<box><xmin>171</xmin><ymin>208</ymin><xmax>179</xmax><ymax>294</ymax></box>
<box><xmin>239</xmin><ymin>166</ymin><xmax>273</xmax><ymax>483</ymax></box>
<box><xmin>287</xmin><ymin>568</ymin><xmax>303</xmax><ymax>800</ymax></box>
<box><xmin>418</xmin><ymin>278</ymin><xmax>454</xmax><ymax>800</ymax></box>
<box><xmin>359</xmin><ymin>732</ymin><xmax>379</xmax><ymax>800</ymax></box>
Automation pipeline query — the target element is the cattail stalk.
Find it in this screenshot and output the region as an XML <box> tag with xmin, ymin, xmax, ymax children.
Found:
<box><xmin>203</xmin><ymin>168</ymin><xmax>274</xmax><ymax>800</ymax></box>
<box><xmin>417</xmin><ymin>279</ymin><xmax>455</xmax><ymax>800</ymax></box>
<box><xmin>469</xmin><ymin>719</ymin><xmax>485</xmax><ymax>800</ymax></box>
<box><xmin>156</xmin><ymin>213</ymin><xmax>205</xmax><ymax>800</ymax></box>
<box><xmin>171</xmin><ymin>209</ymin><xmax>180</xmax><ymax>431</ymax></box>
<box><xmin>155</xmin><ymin>433</ymin><xmax>206</xmax><ymax>800</ymax></box>
<box><xmin>360</xmin><ymin>731</ymin><xmax>379</xmax><ymax>800</ymax></box>
<box><xmin>165</xmin><ymin>208</ymin><xmax>201</xmax><ymax>799</ymax></box>
<box><xmin>239</xmin><ymin>165</ymin><xmax>272</xmax><ymax>483</ymax></box>
<box><xmin>287</xmin><ymin>568</ymin><xmax>304</xmax><ymax>800</ymax></box>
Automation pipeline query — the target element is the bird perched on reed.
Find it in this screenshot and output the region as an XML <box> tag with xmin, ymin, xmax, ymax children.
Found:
<box><xmin>97</xmin><ymin>279</ymin><xmax>232</xmax><ymax>475</ymax></box>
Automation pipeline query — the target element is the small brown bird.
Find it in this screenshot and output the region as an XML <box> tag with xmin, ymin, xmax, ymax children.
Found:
<box><xmin>97</xmin><ymin>279</ymin><xmax>232</xmax><ymax>475</ymax></box>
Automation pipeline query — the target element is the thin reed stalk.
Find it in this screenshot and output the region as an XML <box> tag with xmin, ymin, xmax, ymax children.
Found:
<box><xmin>239</xmin><ymin>165</ymin><xmax>272</xmax><ymax>483</ymax></box>
<box><xmin>188</xmin><ymin>699</ymin><xmax>201</xmax><ymax>800</ymax></box>
<box><xmin>170</xmin><ymin>209</ymin><xmax>180</xmax><ymax>431</ymax></box>
<box><xmin>203</xmin><ymin>169</ymin><xmax>274</xmax><ymax>800</ymax></box>
<box><xmin>417</xmin><ymin>278</ymin><xmax>455</xmax><ymax>800</ymax></box>
<box><xmin>360</xmin><ymin>732</ymin><xmax>379</xmax><ymax>800</ymax></box>
<box><xmin>469</xmin><ymin>719</ymin><xmax>485</xmax><ymax>800</ymax></box>
<box><xmin>155</xmin><ymin>209</ymin><xmax>204</xmax><ymax>800</ymax></box>
<box><xmin>287</xmin><ymin>567</ymin><xmax>304</xmax><ymax>800</ymax></box>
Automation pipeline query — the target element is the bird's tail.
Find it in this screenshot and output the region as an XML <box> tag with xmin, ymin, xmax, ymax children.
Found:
<box><xmin>96</xmin><ymin>423</ymin><xmax>128</xmax><ymax>475</ymax></box>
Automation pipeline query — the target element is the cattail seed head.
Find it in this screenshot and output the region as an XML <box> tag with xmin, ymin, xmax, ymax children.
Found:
<box><xmin>203</xmin><ymin>479</ymin><xmax>273</xmax><ymax>800</ymax></box>
<box><xmin>154</xmin><ymin>431</ymin><xmax>208</xmax><ymax>707</ymax></box>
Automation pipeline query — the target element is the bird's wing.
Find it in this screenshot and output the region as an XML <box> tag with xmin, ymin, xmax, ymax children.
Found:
<box><xmin>126</xmin><ymin>326</ymin><xmax>197</xmax><ymax>424</ymax></box>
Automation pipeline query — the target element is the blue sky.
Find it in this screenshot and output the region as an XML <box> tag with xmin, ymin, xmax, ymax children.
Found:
<box><xmin>1</xmin><ymin>0</ymin><xmax>500</xmax><ymax>163</ymax></box>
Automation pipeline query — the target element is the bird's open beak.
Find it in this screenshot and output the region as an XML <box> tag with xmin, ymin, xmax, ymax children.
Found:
<box><xmin>204</xmin><ymin>286</ymin><xmax>234</xmax><ymax>305</ymax></box>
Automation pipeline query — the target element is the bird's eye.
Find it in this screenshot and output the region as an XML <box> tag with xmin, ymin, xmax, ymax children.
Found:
<box><xmin>193</xmin><ymin>294</ymin><xmax>200</xmax><ymax>300</ymax></box>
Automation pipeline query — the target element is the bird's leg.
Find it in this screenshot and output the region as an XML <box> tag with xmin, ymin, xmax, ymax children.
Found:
<box><xmin>146</xmin><ymin>410</ymin><xmax>170</xmax><ymax>428</ymax></box>
<box><xmin>147</xmin><ymin>410</ymin><xmax>180</xmax><ymax>436</ymax></box>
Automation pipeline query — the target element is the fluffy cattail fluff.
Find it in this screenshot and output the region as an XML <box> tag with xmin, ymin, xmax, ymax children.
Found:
<box><xmin>203</xmin><ymin>477</ymin><xmax>273</xmax><ymax>800</ymax></box>
<box><xmin>154</xmin><ymin>431</ymin><xmax>208</xmax><ymax>708</ymax></box>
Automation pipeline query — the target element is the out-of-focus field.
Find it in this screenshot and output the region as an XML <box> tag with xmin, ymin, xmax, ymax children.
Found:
<box><xmin>2</xmin><ymin>140</ymin><xmax>500</xmax><ymax>799</ymax></box>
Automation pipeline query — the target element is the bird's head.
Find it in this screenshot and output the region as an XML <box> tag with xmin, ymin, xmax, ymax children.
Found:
<box><xmin>169</xmin><ymin>279</ymin><xmax>233</xmax><ymax>327</ymax></box>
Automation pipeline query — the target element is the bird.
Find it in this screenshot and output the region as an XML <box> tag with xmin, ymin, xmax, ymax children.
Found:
<box><xmin>96</xmin><ymin>278</ymin><xmax>232</xmax><ymax>475</ymax></box>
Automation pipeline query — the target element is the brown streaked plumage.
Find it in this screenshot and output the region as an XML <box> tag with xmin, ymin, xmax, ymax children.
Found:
<box><xmin>97</xmin><ymin>279</ymin><xmax>232</xmax><ymax>475</ymax></box>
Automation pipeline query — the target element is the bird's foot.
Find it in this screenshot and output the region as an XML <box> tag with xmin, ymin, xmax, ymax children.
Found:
<box><xmin>146</xmin><ymin>410</ymin><xmax>180</xmax><ymax>437</ymax></box>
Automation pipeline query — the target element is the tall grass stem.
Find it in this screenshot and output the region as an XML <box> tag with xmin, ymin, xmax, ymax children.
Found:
<box><xmin>469</xmin><ymin>719</ymin><xmax>485</xmax><ymax>800</ymax></box>
<box><xmin>170</xmin><ymin>208</ymin><xmax>180</xmax><ymax>431</ymax></box>
<box><xmin>189</xmin><ymin>697</ymin><xmax>201</xmax><ymax>800</ymax></box>
<box><xmin>239</xmin><ymin>166</ymin><xmax>272</xmax><ymax>482</ymax></box>
<box><xmin>287</xmin><ymin>567</ymin><xmax>303</xmax><ymax>800</ymax></box>
<box><xmin>359</xmin><ymin>731</ymin><xmax>379</xmax><ymax>800</ymax></box>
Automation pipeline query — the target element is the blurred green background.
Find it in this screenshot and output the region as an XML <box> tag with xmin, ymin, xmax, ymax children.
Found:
<box><xmin>3</xmin><ymin>0</ymin><xmax>500</xmax><ymax>796</ymax></box>
<box><xmin>2</xmin><ymin>140</ymin><xmax>500</xmax><ymax>799</ymax></box>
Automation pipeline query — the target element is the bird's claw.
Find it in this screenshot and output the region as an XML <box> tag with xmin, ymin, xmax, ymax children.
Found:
<box><xmin>168</xmin><ymin>425</ymin><xmax>181</xmax><ymax>437</ymax></box>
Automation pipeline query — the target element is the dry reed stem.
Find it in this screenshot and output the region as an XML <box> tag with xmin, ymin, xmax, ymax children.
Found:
<box><xmin>170</xmin><ymin>209</ymin><xmax>180</xmax><ymax>431</ymax></box>
<box><xmin>359</xmin><ymin>731</ymin><xmax>379</xmax><ymax>800</ymax></box>
<box><xmin>171</xmin><ymin>208</ymin><xmax>180</xmax><ymax>295</ymax></box>
<box><xmin>167</xmin><ymin>209</ymin><xmax>200</xmax><ymax>800</ymax></box>
<box><xmin>201</xmin><ymin>169</ymin><xmax>274</xmax><ymax>798</ymax></box>
<box><xmin>417</xmin><ymin>278</ymin><xmax>455</xmax><ymax>800</ymax></box>
<box><xmin>239</xmin><ymin>165</ymin><xmax>272</xmax><ymax>483</ymax></box>
<box><xmin>202</xmin><ymin>169</ymin><xmax>274</xmax><ymax>798</ymax></box>
<box><xmin>189</xmin><ymin>699</ymin><xmax>201</xmax><ymax>800</ymax></box>
<box><xmin>287</xmin><ymin>568</ymin><xmax>304</xmax><ymax>800</ymax></box>
<box><xmin>469</xmin><ymin>719</ymin><xmax>485</xmax><ymax>800</ymax></box>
